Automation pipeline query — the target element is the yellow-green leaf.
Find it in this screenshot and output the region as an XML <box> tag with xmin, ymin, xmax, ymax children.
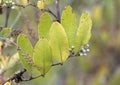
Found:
<box><xmin>33</xmin><ymin>39</ymin><xmax>52</xmax><ymax>74</ymax></box>
<box><xmin>75</xmin><ymin>12</ymin><xmax>92</xmax><ymax>53</ymax></box>
<box><xmin>61</xmin><ymin>6</ymin><xmax>77</xmax><ymax>48</ymax></box>
<box><xmin>38</xmin><ymin>12</ymin><xmax>52</xmax><ymax>39</ymax></box>
<box><xmin>17</xmin><ymin>34</ymin><xmax>33</xmax><ymax>71</ymax></box>
<box><xmin>49</xmin><ymin>22</ymin><xmax>69</xmax><ymax>63</ymax></box>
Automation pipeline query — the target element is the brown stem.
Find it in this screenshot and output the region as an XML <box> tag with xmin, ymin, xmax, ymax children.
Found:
<box><xmin>0</xmin><ymin>6</ymin><xmax>3</xmax><ymax>14</ymax></box>
<box><xmin>14</xmin><ymin>3</ymin><xmax>57</xmax><ymax>20</ymax></box>
<box><xmin>1</xmin><ymin>69</ymin><xmax>26</xmax><ymax>85</ymax></box>
<box><xmin>4</xmin><ymin>6</ymin><xmax>11</xmax><ymax>27</ymax></box>
<box><xmin>44</xmin><ymin>9</ymin><xmax>58</xmax><ymax>19</ymax></box>
<box><xmin>55</xmin><ymin>0</ymin><xmax>61</xmax><ymax>22</ymax></box>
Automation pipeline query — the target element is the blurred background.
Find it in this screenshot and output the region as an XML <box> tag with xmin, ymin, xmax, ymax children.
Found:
<box><xmin>0</xmin><ymin>0</ymin><xmax>120</xmax><ymax>85</ymax></box>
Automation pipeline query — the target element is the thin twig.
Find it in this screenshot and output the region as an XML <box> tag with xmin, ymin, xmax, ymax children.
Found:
<box><xmin>14</xmin><ymin>4</ymin><xmax>25</xmax><ymax>8</ymax></box>
<box><xmin>14</xmin><ymin>3</ymin><xmax>36</xmax><ymax>8</ymax></box>
<box><xmin>14</xmin><ymin>3</ymin><xmax>57</xmax><ymax>20</ymax></box>
<box><xmin>4</xmin><ymin>6</ymin><xmax>11</xmax><ymax>27</ymax></box>
<box><xmin>0</xmin><ymin>5</ymin><xmax>3</xmax><ymax>14</ymax></box>
<box><xmin>1</xmin><ymin>62</ymin><xmax>63</xmax><ymax>84</ymax></box>
<box><xmin>55</xmin><ymin>0</ymin><xmax>61</xmax><ymax>22</ymax></box>
<box><xmin>23</xmin><ymin>74</ymin><xmax>45</xmax><ymax>81</ymax></box>
<box><xmin>51</xmin><ymin>63</ymin><xmax>63</xmax><ymax>66</ymax></box>
<box><xmin>1</xmin><ymin>69</ymin><xmax>26</xmax><ymax>85</ymax></box>
<box><xmin>44</xmin><ymin>9</ymin><xmax>58</xmax><ymax>19</ymax></box>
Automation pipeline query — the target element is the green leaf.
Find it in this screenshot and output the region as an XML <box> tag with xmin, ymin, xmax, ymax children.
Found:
<box><xmin>38</xmin><ymin>12</ymin><xmax>52</xmax><ymax>39</ymax></box>
<box><xmin>33</xmin><ymin>39</ymin><xmax>52</xmax><ymax>74</ymax></box>
<box><xmin>61</xmin><ymin>6</ymin><xmax>77</xmax><ymax>48</ymax></box>
<box><xmin>17</xmin><ymin>34</ymin><xmax>34</xmax><ymax>71</ymax></box>
<box><xmin>75</xmin><ymin>12</ymin><xmax>92</xmax><ymax>53</ymax></box>
<box><xmin>49</xmin><ymin>22</ymin><xmax>69</xmax><ymax>63</ymax></box>
<box><xmin>0</xmin><ymin>28</ymin><xmax>11</xmax><ymax>37</ymax></box>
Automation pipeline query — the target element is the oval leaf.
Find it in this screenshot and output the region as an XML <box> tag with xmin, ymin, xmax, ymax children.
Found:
<box><xmin>33</xmin><ymin>39</ymin><xmax>52</xmax><ymax>74</ymax></box>
<box><xmin>17</xmin><ymin>34</ymin><xmax>33</xmax><ymax>71</ymax></box>
<box><xmin>61</xmin><ymin>6</ymin><xmax>77</xmax><ymax>48</ymax></box>
<box><xmin>38</xmin><ymin>12</ymin><xmax>52</xmax><ymax>39</ymax></box>
<box><xmin>75</xmin><ymin>12</ymin><xmax>92</xmax><ymax>53</ymax></box>
<box><xmin>49</xmin><ymin>22</ymin><xmax>69</xmax><ymax>63</ymax></box>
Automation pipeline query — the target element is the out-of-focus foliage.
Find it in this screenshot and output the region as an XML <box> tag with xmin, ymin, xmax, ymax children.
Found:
<box><xmin>103</xmin><ymin>0</ymin><xmax>114</xmax><ymax>24</ymax></box>
<box><xmin>92</xmin><ymin>5</ymin><xmax>102</xmax><ymax>28</ymax></box>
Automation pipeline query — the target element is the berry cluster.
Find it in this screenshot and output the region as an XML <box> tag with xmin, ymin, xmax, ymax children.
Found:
<box><xmin>69</xmin><ymin>44</ymin><xmax>90</xmax><ymax>57</ymax></box>
<box><xmin>79</xmin><ymin>44</ymin><xmax>90</xmax><ymax>56</ymax></box>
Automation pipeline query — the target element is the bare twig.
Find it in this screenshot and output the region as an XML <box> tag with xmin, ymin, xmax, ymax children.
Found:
<box><xmin>23</xmin><ymin>74</ymin><xmax>45</xmax><ymax>81</ymax></box>
<box><xmin>4</xmin><ymin>6</ymin><xmax>11</xmax><ymax>27</ymax></box>
<box><xmin>55</xmin><ymin>0</ymin><xmax>61</xmax><ymax>22</ymax></box>
<box><xmin>44</xmin><ymin>9</ymin><xmax>58</xmax><ymax>19</ymax></box>
<box><xmin>14</xmin><ymin>3</ymin><xmax>36</xmax><ymax>8</ymax></box>
<box><xmin>1</xmin><ymin>62</ymin><xmax>64</xmax><ymax>85</ymax></box>
<box><xmin>51</xmin><ymin>63</ymin><xmax>63</xmax><ymax>66</ymax></box>
<box><xmin>0</xmin><ymin>6</ymin><xmax>3</xmax><ymax>14</ymax></box>
<box><xmin>1</xmin><ymin>69</ymin><xmax>26</xmax><ymax>85</ymax></box>
<box><xmin>14</xmin><ymin>3</ymin><xmax>57</xmax><ymax>19</ymax></box>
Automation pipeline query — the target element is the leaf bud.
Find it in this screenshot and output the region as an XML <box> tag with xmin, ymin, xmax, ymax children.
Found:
<box><xmin>37</xmin><ymin>0</ymin><xmax>44</xmax><ymax>10</ymax></box>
